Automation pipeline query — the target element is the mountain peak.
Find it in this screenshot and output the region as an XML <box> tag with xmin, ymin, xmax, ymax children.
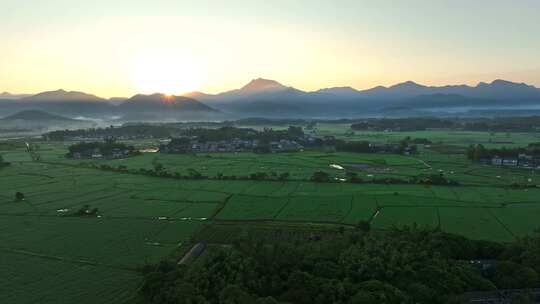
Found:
<box><xmin>240</xmin><ymin>78</ymin><xmax>287</xmax><ymax>92</ymax></box>
<box><xmin>490</xmin><ymin>79</ymin><xmax>530</xmax><ymax>87</ymax></box>
<box><xmin>122</xmin><ymin>93</ymin><xmax>218</xmax><ymax>113</ymax></box>
<box><xmin>316</xmin><ymin>86</ymin><xmax>361</xmax><ymax>97</ymax></box>
<box><xmin>390</xmin><ymin>81</ymin><xmax>425</xmax><ymax>89</ymax></box>
<box><xmin>24</xmin><ymin>89</ymin><xmax>104</xmax><ymax>102</ymax></box>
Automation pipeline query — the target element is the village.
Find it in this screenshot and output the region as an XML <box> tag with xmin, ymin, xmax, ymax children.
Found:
<box><xmin>481</xmin><ymin>154</ymin><xmax>540</xmax><ymax>169</ymax></box>
<box><xmin>65</xmin><ymin>138</ymin><xmax>138</xmax><ymax>160</ymax></box>
<box><xmin>159</xmin><ymin>137</ymin><xmax>305</xmax><ymax>154</ymax></box>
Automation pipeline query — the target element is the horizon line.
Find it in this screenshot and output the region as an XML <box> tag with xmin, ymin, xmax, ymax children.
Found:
<box><xmin>2</xmin><ymin>78</ymin><xmax>537</xmax><ymax>99</ymax></box>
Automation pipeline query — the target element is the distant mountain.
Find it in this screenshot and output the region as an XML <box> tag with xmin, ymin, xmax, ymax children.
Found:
<box><xmin>0</xmin><ymin>88</ymin><xmax>221</xmax><ymax>121</ymax></box>
<box><xmin>187</xmin><ymin>78</ymin><xmax>540</xmax><ymax>117</ymax></box>
<box><xmin>1</xmin><ymin>110</ymin><xmax>76</xmax><ymax>121</ymax></box>
<box><xmin>0</xmin><ymin>92</ymin><xmax>32</xmax><ymax>99</ymax></box>
<box><xmin>116</xmin><ymin>94</ymin><xmax>220</xmax><ymax>121</ymax></box>
<box><xmin>212</xmin><ymin>78</ymin><xmax>303</xmax><ymax>103</ymax></box>
<box><xmin>2</xmin><ymin>78</ymin><xmax>540</xmax><ymax>120</ymax></box>
<box><xmin>355</xmin><ymin>80</ymin><xmax>540</xmax><ymax>100</ymax></box>
<box><xmin>0</xmin><ymin>89</ymin><xmax>115</xmax><ymax>117</ymax></box>
<box><xmin>184</xmin><ymin>91</ymin><xmax>216</xmax><ymax>100</ymax></box>
<box><xmin>23</xmin><ymin>89</ymin><xmax>105</xmax><ymax>102</ymax></box>
<box><xmin>184</xmin><ymin>77</ymin><xmax>298</xmax><ymax>101</ymax></box>
<box><xmin>120</xmin><ymin>93</ymin><xmax>217</xmax><ymax>112</ymax></box>
<box><xmin>472</xmin><ymin>79</ymin><xmax>540</xmax><ymax>99</ymax></box>
<box><xmin>239</xmin><ymin>78</ymin><xmax>289</xmax><ymax>93</ymax></box>
<box><xmin>315</xmin><ymin>87</ymin><xmax>362</xmax><ymax>98</ymax></box>
<box><xmin>108</xmin><ymin>97</ymin><xmax>128</xmax><ymax>105</ymax></box>
<box><xmin>359</xmin><ymin>81</ymin><xmax>430</xmax><ymax>99</ymax></box>
<box><xmin>0</xmin><ymin>110</ymin><xmax>95</xmax><ymax>131</ymax></box>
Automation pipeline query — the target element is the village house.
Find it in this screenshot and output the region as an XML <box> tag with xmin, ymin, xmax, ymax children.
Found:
<box><xmin>491</xmin><ymin>157</ymin><xmax>503</xmax><ymax>166</ymax></box>
<box><xmin>91</xmin><ymin>148</ymin><xmax>103</xmax><ymax>159</ymax></box>
<box><xmin>484</xmin><ymin>153</ymin><xmax>540</xmax><ymax>169</ymax></box>
<box><xmin>269</xmin><ymin>139</ymin><xmax>304</xmax><ymax>152</ymax></box>
<box><xmin>502</xmin><ymin>158</ymin><xmax>518</xmax><ymax>166</ymax></box>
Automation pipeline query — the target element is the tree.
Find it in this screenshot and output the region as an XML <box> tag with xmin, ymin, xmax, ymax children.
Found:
<box><xmin>278</xmin><ymin>172</ymin><xmax>290</xmax><ymax>181</ymax></box>
<box><xmin>152</xmin><ymin>157</ymin><xmax>164</xmax><ymax>173</ymax></box>
<box><xmin>187</xmin><ymin>168</ymin><xmax>203</xmax><ymax>179</ymax></box>
<box><xmin>219</xmin><ymin>285</ymin><xmax>254</xmax><ymax>304</ymax></box>
<box><xmin>287</xmin><ymin>126</ymin><xmax>304</xmax><ymax>138</ymax></box>
<box><xmin>510</xmin><ymin>293</ymin><xmax>532</xmax><ymax>304</ymax></box>
<box><xmin>15</xmin><ymin>192</ymin><xmax>25</xmax><ymax>201</ymax></box>
<box><xmin>350</xmin><ymin>280</ymin><xmax>408</xmax><ymax>304</ymax></box>
<box><xmin>491</xmin><ymin>261</ymin><xmax>539</xmax><ymax>289</ymax></box>
<box><xmin>249</xmin><ymin>172</ymin><xmax>268</xmax><ymax>181</ymax></box>
<box><xmin>346</xmin><ymin>171</ymin><xmax>363</xmax><ymax>183</ymax></box>
<box><xmin>0</xmin><ymin>155</ymin><xmax>8</xmax><ymax>167</ymax></box>
<box><xmin>357</xmin><ymin>220</ymin><xmax>371</xmax><ymax>233</ymax></box>
<box><xmin>255</xmin><ymin>297</ymin><xmax>279</xmax><ymax>304</ymax></box>
<box><xmin>311</xmin><ymin>171</ymin><xmax>331</xmax><ymax>182</ymax></box>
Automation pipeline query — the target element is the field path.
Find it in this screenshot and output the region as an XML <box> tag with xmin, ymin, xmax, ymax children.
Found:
<box><xmin>410</xmin><ymin>157</ymin><xmax>432</xmax><ymax>169</ymax></box>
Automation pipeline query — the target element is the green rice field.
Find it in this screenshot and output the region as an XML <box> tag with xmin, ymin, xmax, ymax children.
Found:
<box><xmin>2</xmin><ymin>129</ymin><xmax>540</xmax><ymax>303</ymax></box>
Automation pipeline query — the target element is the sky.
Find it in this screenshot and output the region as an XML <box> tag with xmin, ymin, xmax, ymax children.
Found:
<box><xmin>1</xmin><ymin>0</ymin><xmax>539</xmax><ymax>97</ymax></box>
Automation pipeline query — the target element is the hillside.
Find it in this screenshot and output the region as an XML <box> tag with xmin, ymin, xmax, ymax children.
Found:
<box><xmin>22</xmin><ymin>89</ymin><xmax>105</xmax><ymax>102</ymax></box>
<box><xmin>0</xmin><ymin>110</ymin><xmax>94</xmax><ymax>131</ymax></box>
<box><xmin>1</xmin><ymin>110</ymin><xmax>76</xmax><ymax>121</ymax></box>
<box><xmin>119</xmin><ymin>94</ymin><xmax>218</xmax><ymax>112</ymax></box>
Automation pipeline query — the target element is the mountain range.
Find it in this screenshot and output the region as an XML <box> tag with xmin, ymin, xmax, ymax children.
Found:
<box><xmin>186</xmin><ymin>78</ymin><xmax>540</xmax><ymax>117</ymax></box>
<box><xmin>0</xmin><ymin>90</ymin><xmax>222</xmax><ymax>121</ymax></box>
<box><xmin>2</xmin><ymin>78</ymin><xmax>540</xmax><ymax>119</ymax></box>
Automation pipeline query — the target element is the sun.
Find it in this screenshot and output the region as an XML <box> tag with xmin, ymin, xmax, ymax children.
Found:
<box><xmin>132</xmin><ymin>55</ymin><xmax>202</xmax><ymax>95</ymax></box>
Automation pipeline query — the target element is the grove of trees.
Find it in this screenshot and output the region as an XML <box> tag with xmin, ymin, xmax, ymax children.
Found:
<box><xmin>139</xmin><ymin>227</ymin><xmax>540</xmax><ymax>304</ymax></box>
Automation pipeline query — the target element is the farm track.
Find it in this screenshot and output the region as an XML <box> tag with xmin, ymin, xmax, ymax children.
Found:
<box><xmin>0</xmin><ymin>247</ymin><xmax>140</xmax><ymax>272</ymax></box>
<box><xmin>213</xmin><ymin>218</ymin><xmax>358</xmax><ymax>228</ymax></box>
<box><xmin>130</xmin><ymin>196</ymin><xmax>220</xmax><ymax>204</ymax></box>
<box><xmin>271</xmin><ymin>197</ymin><xmax>292</xmax><ymax>219</ymax></box>
<box><xmin>208</xmin><ymin>194</ymin><xmax>232</xmax><ymax>220</ymax></box>
<box><xmin>436</xmin><ymin>207</ymin><xmax>442</xmax><ymax>229</ymax></box>
<box><xmin>342</xmin><ymin>195</ymin><xmax>355</xmax><ymax>223</ymax></box>
<box><xmin>0</xmin><ymin>213</ymin><xmax>208</xmax><ymax>222</ymax></box>
<box><xmin>485</xmin><ymin>209</ymin><xmax>517</xmax><ymax>240</ymax></box>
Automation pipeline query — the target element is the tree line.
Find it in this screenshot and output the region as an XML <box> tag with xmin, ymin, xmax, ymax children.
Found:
<box><xmin>0</xmin><ymin>155</ymin><xmax>9</xmax><ymax>168</ymax></box>
<box><xmin>76</xmin><ymin>161</ymin><xmax>458</xmax><ymax>186</ymax></box>
<box><xmin>466</xmin><ymin>144</ymin><xmax>540</xmax><ymax>161</ymax></box>
<box><xmin>139</xmin><ymin>226</ymin><xmax>540</xmax><ymax>304</ymax></box>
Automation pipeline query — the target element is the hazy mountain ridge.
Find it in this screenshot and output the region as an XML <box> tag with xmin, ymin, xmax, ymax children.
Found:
<box><xmin>119</xmin><ymin>93</ymin><xmax>218</xmax><ymax>113</ymax></box>
<box><xmin>186</xmin><ymin>78</ymin><xmax>540</xmax><ymax>117</ymax></box>
<box><xmin>0</xmin><ymin>110</ymin><xmax>96</xmax><ymax>131</ymax></box>
<box><xmin>0</xmin><ymin>92</ymin><xmax>32</xmax><ymax>99</ymax></box>
<box><xmin>2</xmin><ymin>78</ymin><xmax>540</xmax><ymax>120</ymax></box>
<box><xmin>23</xmin><ymin>89</ymin><xmax>105</xmax><ymax>102</ymax></box>
<box><xmin>1</xmin><ymin>110</ymin><xmax>77</xmax><ymax>121</ymax></box>
<box><xmin>0</xmin><ymin>90</ymin><xmax>220</xmax><ymax>120</ymax></box>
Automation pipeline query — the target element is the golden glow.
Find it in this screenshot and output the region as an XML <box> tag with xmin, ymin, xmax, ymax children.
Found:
<box><xmin>1</xmin><ymin>2</ymin><xmax>539</xmax><ymax>97</ymax></box>
<box><xmin>131</xmin><ymin>55</ymin><xmax>202</xmax><ymax>95</ymax></box>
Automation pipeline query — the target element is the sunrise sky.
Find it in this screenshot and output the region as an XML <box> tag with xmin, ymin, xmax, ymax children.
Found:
<box><xmin>2</xmin><ymin>0</ymin><xmax>540</xmax><ymax>97</ymax></box>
